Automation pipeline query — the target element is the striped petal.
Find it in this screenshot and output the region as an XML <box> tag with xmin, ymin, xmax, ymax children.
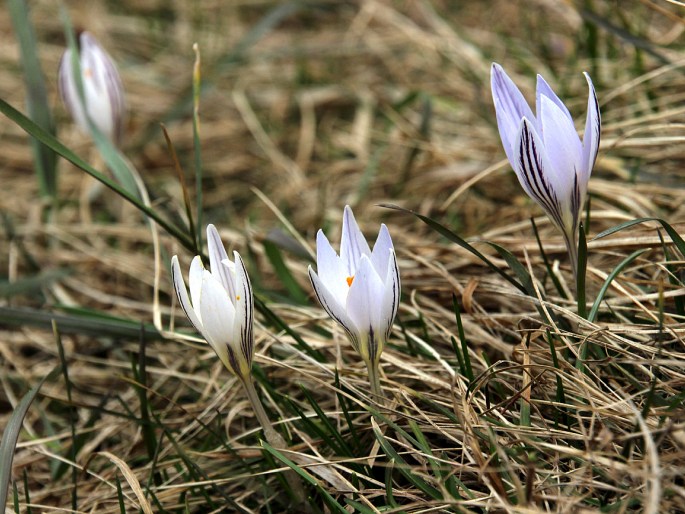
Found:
<box><xmin>232</xmin><ymin>252</ymin><xmax>255</xmax><ymax>376</ymax></box>
<box><xmin>513</xmin><ymin>118</ymin><xmax>566</xmax><ymax>233</ymax></box>
<box><xmin>381</xmin><ymin>249</ymin><xmax>401</xmax><ymax>340</ymax></box>
<box><xmin>582</xmin><ymin>72</ymin><xmax>601</xmax><ymax>186</ymax></box>
<box><xmin>309</xmin><ymin>266</ymin><xmax>360</xmax><ymax>351</ymax></box>
<box><xmin>316</xmin><ymin>230</ymin><xmax>349</xmax><ymax>307</ymax></box>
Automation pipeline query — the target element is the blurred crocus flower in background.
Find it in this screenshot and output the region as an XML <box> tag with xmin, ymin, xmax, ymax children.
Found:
<box><xmin>491</xmin><ymin>63</ymin><xmax>600</xmax><ymax>277</ymax></box>
<box><xmin>171</xmin><ymin>225</ymin><xmax>255</xmax><ymax>380</ymax></box>
<box><xmin>309</xmin><ymin>206</ymin><xmax>400</xmax><ymax>396</ymax></box>
<box><xmin>58</xmin><ymin>31</ymin><xmax>126</xmax><ymax>145</ymax></box>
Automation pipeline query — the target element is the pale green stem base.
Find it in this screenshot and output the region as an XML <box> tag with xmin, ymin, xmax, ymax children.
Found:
<box><xmin>563</xmin><ymin>230</ymin><xmax>578</xmax><ymax>283</ymax></box>
<box><xmin>239</xmin><ymin>375</ymin><xmax>306</xmax><ymax>505</ymax></box>
<box><xmin>366</xmin><ymin>360</ymin><xmax>384</xmax><ymax>400</ymax></box>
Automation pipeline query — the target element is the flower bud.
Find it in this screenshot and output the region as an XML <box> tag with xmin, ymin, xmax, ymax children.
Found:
<box><xmin>58</xmin><ymin>31</ymin><xmax>126</xmax><ymax>145</ymax></box>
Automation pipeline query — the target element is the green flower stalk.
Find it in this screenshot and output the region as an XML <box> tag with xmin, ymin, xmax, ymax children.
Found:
<box><xmin>308</xmin><ymin>206</ymin><xmax>401</xmax><ymax>397</ymax></box>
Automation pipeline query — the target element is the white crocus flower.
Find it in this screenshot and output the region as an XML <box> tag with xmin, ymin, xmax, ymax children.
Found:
<box><xmin>58</xmin><ymin>31</ymin><xmax>126</xmax><ymax>145</ymax></box>
<box><xmin>491</xmin><ymin>63</ymin><xmax>600</xmax><ymax>277</ymax></box>
<box><xmin>308</xmin><ymin>206</ymin><xmax>400</xmax><ymax>395</ymax></box>
<box><xmin>171</xmin><ymin>225</ymin><xmax>254</xmax><ymax>380</ymax></box>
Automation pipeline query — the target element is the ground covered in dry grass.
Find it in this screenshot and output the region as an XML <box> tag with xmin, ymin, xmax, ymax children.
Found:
<box><xmin>2</xmin><ymin>1</ymin><xmax>685</xmax><ymax>512</ymax></box>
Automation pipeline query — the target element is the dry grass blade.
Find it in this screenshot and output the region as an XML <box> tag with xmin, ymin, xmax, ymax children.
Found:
<box><xmin>96</xmin><ymin>452</ymin><xmax>154</xmax><ymax>514</ymax></box>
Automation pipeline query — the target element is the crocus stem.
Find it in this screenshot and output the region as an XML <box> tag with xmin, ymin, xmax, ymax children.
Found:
<box><xmin>564</xmin><ymin>231</ymin><xmax>579</xmax><ymax>283</ymax></box>
<box><xmin>240</xmin><ymin>375</ymin><xmax>287</xmax><ymax>447</ymax></box>
<box><xmin>239</xmin><ymin>375</ymin><xmax>307</xmax><ymax>505</ymax></box>
<box><xmin>366</xmin><ymin>360</ymin><xmax>383</xmax><ymax>400</ymax></box>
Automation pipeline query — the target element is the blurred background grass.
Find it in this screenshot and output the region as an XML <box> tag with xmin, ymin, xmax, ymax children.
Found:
<box><xmin>2</xmin><ymin>0</ymin><xmax>685</xmax><ymax>512</ymax></box>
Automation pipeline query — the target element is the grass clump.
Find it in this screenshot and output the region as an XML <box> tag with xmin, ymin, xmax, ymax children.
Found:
<box><xmin>1</xmin><ymin>1</ymin><xmax>685</xmax><ymax>512</ymax></box>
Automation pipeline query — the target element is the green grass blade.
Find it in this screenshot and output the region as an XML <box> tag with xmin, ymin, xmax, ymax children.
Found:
<box><xmin>588</xmin><ymin>249</ymin><xmax>648</xmax><ymax>322</ymax></box>
<box><xmin>263</xmin><ymin>240</ymin><xmax>308</xmax><ymax>304</ymax></box>
<box><xmin>382</xmin><ymin>204</ymin><xmax>526</xmax><ymax>293</ymax></box>
<box><xmin>262</xmin><ymin>441</ymin><xmax>346</xmax><ymax>513</ymax></box>
<box><xmin>256</xmin><ymin>296</ymin><xmax>325</xmax><ymax>362</ymax></box>
<box><xmin>0</xmin><ymin>306</ymin><xmax>163</xmax><ymax>341</ymax></box>
<box><xmin>21</xmin><ymin>471</ymin><xmax>31</xmax><ymax>514</ymax></box>
<box><xmin>594</xmin><ymin>217</ymin><xmax>685</xmax><ymax>258</ymax></box>
<box><xmin>0</xmin><ymin>98</ymin><xmax>196</xmax><ymax>252</ymax></box>
<box><xmin>7</xmin><ymin>0</ymin><xmax>57</xmax><ymax>198</ymax></box>
<box><xmin>299</xmin><ymin>385</ymin><xmax>353</xmax><ymax>456</ymax></box>
<box><xmin>661</xmin><ymin>233</ymin><xmax>685</xmax><ymax>316</ymax></box>
<box><xmin>371</xmin><ymin>423</ymin><xmax>444</xmax><ymax>500</ymax></box>
<box><xmin>0</xmin><ymin>367</ymin><xmax>59</xmax><ymax>508</ymax></box>
<box><xmin>451</xmin><ymin>295</ymin><xmax>473</xmax><ymax>382</ymax></box>
<box><xmin>53</xmin><ymin>322</ymin><xmax>78</xmax><ymax>511</ymax></box>
<box><xmin>486</xmin><ymin>242</ymin><xmax>534</xmax><ymax>296</ymax></box>
<box><xmin>577</xmin><ymin>225</ymin><xmax>588</xmax><ymax>319</ymax></box>
<box><xmin>0</xmin><ymin>269</ymin><xmax>70</xmax><ymax>298</ymax></box>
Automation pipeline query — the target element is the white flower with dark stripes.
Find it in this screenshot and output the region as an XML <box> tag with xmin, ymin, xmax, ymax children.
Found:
<box><xmin>58</xmin><ymin>31</ymin><xmax>126</xmax><ymax>145</ymax></box>
<box><xmin>491</xmin><ymin>63</ymin><xmax>600</xmax><ymax>277</ymax></box>
<box><xmin>308</xmin><ymin>206</ymin><xmax>400</xmax><ymax>395</ymax></box>
<box><xmin>171</xmin><ymin>225</ymin><xmax>254</xmax><ymax>380</ymax></box>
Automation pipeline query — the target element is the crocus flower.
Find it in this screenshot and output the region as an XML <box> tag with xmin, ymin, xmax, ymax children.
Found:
<box><xmin>58</xmin><ymin>31</ymin><xmax>126</xmax><ymax>145</ymax></box>
<box><xmin>308</xmin><ymin>206</ymin><xmax>400</xmax><ymax>395</ymax></box>
<box><xmin>171</xmin><ymin>225</ymin><xmax>254</xmax><ymax>380</ymax></box>
<box><xmin>491</xmin><ymin>63</ymin><xmax>600</xmax><ymax>276</ymax></box>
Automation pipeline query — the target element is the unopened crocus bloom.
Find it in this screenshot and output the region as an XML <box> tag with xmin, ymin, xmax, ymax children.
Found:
<box><xmin>308</xmin><ymin>206</ymin><xmax>400</xmax><ymax>395</ymax></box>
<box><xmin>58</xmin><ymin>31</ymin><xmax>126</xmax><ymax>145</ymax></box>
<box><xmin>491</xmin><ymin>63</ymin><xmax>600</xmax><ymax>277</ymax></box>
<box><xmin>171</xmin><ymin>225</ymin><xmax>254</xmax><ymax>380</ymax></box>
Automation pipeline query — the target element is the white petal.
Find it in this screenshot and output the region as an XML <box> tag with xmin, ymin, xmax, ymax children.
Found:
<box><xmin>309</xmin><ymin>266</ymin><xmax>360</xmax><ymax>349</ymax></box>
<box><xmin>381</xmin><ymin>249</ymin><xmax>401</xmax><ymax>340</ymax></box>
<box><xmin>340</xmin><ymin>205</ymin><xmax>371</xmax><ymax>276</ymax></box>
<box><xmin>538</xmin><ymin>95</ymin><xmax>582</xmax><ymax>199</ymax></box>
<box><xmin>346</xmin><ymin>256</ymin><xmax>385</xmax><ymax>342</ymax></box>
<box><xmin>315</xmin><ymin>229</ymin><xmax>349</xmax><ymax>307</ymax></box>
<box><xmin>198</xmin><ymin>271</ymin><xmax>235</xmax><ymax>368</ymax></box>
<box><xmin>58</xmin><ymin>48</ymin><xmax>88</xmax><ymax>135</ymax></box>
<box><xmin>582</xmin><ymin>72</ymin><xmax>601</xmax><ymax>186</ymax></box>
<box><xmin>346</xmin><ymin>256</ymin><xmax>386</xmax><ymax>363</ymax></box>
<box><xmin>188</xmin><ymin>256</ymin><xmax>204</xmax><ymax>323</ymax></box>
<box><xmin>491</xmin><ymin>63</ymin><xmax>536</xmax><ymax>166</ymax></box>
<box><xmin>513</xmin><ymin>118</ymin><xmax>569</xmax><ymax>233</ymax></box>
<box><xmin>207</xmin><ymin>224</ymin><xmax>236</xmax><ymax>300</ymax></box>
<box><xmin>79</xmin><ymin>33</ymin><xmax>125</xmax><ymax>144</ymax></box>
<box><xmin>370</xmin><ymin>224</ymin><xmax>394</xmax><ymax>279</ymax></box>
<box><xmin>536</xmin><ymin>74</ymin><xmax>573</xmax><ymax>126</ymax></box>
<box><xmin>170</xmin><ymin>256</ymin><xmax>203</xmax><ymax>334</ymax></box>
<box><xmin>232</xmin><ymin>251</ymin><xmax>254</xmax><ymax>372</ymax></box>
